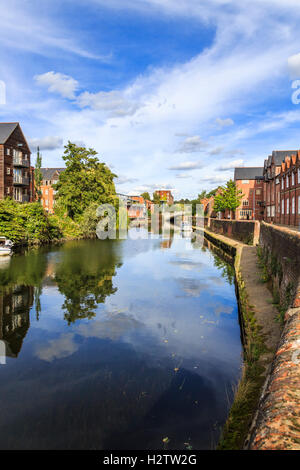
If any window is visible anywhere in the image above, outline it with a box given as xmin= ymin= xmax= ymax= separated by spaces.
xmin=292 ymin=172 xmax=295 ymax=186
xmin=298 ymin=168 xmax=300 ymax=184
xmin=298 ymin=196 xmax=300 ymax=214
xmin=275 ymin=177 xmax=279 ymax=185
xmin=242 ymin=180 xmax=249 ymax=184
xmin=6 ymin=187 xmax=10 ymax=194
xmin=282 ymin=199 xmax=284 ymax=214
xmin=242 ymin=200 xmax=249 ymax=206
xmin=45 ymin=200 xmax=49 ymax=206
xmin=45 ymin=189 xmax=49 ymax=195
xmin=24 ymin=154 xmax=28 ymax=160
xmin=281 ymin=178 xmax=284 ymax=190
xmin=6 ymin=167 xmax=10 ymax=175
xmin=6 ymin=148 xmax=10 ymax=156
xmin=239 ymin=209 xmax=252 ymax=218
xmin=287 ymin=198 xmax=289 ymax=215
xmin=256 ymin=189 xmax=261 ymax=195
xmin=286 ymin=176 xmax=289 ymax=189
xmin=292 ymin=197 xmax=295 ymax=214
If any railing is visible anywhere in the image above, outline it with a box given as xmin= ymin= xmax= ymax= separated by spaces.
xmin=14 ymin=195 xmax=30 ymax=203
xmin=13 ymin=156 xmax=29 ymax=167
xmin=13 ymin=175 xmax=29 ymax=185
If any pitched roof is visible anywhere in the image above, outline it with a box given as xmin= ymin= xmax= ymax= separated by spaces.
xmin=41 ymin=168 xmax=65 ymax=180
xmin=271 ymin=150 xmax=298 ymax=166
xmin=234 ymin=167 xmax=264 ymax=180
xmin=0 ymin=122 xmax=18 ymax=144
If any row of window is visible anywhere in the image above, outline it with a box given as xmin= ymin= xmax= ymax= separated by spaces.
xmin=6 ymin=148 xmax=29 ymax=159
xmin=276 ymin=167 xmax=300 ymax=189
xmin=279 ymin=196 xmax=300 ymax=215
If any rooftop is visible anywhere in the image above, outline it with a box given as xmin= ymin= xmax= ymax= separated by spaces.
xmin=0 ymin=122 xmax=19 ymax=144
xmin=234 ymin=167 xmax=264 ymax=180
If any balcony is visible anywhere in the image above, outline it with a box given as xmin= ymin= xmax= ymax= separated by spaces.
xmin=14 ymin=194 xmax=30 ymax=203
xmin=13 ymin=156 xmax=29 ymax=167
xmin=13 ymin=175 xmax=29 ymax=186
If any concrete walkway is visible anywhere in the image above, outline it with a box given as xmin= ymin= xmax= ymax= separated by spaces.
xmin=240 ymin=245 xmax=281 ymax=366
xmin=202 ymin=228 xmax=300 ymax=450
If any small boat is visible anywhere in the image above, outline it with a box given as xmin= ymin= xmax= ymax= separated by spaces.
xmin=0 ymin=237 xmax=13 ymax=256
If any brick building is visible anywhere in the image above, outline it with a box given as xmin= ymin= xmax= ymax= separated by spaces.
xmin=234 ymin=167 xmax=265 ymax=220
xmin=277 ymin=152 xmax=300 ymax=226
xmin=263 ymin=151 xmax=297 ymax=224
xmin=40 ymin=168 xmax=65 ymax=213
xmin=154 ymin=190 xmax=174 ymax=205
xmin=0 ymin=123 xmax=33 ymax=203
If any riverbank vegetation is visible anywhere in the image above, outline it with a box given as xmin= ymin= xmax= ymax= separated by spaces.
xmin=0 ymin=142 xmax=118 ymax=245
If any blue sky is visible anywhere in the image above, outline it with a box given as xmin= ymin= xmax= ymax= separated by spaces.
xmin=1 ymin=0 xmax=300 ymax=198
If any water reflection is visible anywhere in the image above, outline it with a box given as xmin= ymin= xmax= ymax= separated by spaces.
xmin=0 ymin=231 xmax=242 ymax=450
xmin=0 ymin=285 xmax=32 ymax=357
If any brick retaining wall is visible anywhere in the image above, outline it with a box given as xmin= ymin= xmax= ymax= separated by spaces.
xmin=259 ymin=222 xmax=300 ymax=308
xmin=208 ymin=219 xmax=260 ymax=245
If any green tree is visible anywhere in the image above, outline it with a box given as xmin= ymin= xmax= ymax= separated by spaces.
xmin=213 ymin=180 xmax=243 ymax=217
xmin=34 ymin=147 xmax=43 ymax=202
xmin=54 ymin=142 xmax=117 ymax=220
xmin=141 ymin=192 xmax=151 ymax=201
xmin=152 ymin=192 xmax=160 ymax=204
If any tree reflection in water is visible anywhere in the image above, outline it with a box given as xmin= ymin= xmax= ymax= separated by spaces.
xmin=54 ymin=240 xmax=122 ymax=324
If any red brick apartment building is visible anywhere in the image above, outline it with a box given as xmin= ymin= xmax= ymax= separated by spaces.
xmin=40 ymin=168 xmax=65 ymax=213
xmin=263 ymin=150 xmax=300 ymax=226
xmin=0 ymin=123 xmax=34 ymax=203
xmin=234 ymin=167 xmax=265 ymax=220
xmin=154 ymin=190 xmax=174 ymax=205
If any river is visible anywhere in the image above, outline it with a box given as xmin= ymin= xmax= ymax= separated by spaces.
xmin=0 ymin=229 xmax=242 ymax=450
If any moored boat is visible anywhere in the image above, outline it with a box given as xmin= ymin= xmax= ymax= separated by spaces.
xmin=0 ymin=237 xmax=13 ymax=256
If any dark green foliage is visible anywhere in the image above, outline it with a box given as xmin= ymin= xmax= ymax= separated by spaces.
xmin=0 ymin=198 xmax=62 ymax=243
xmin=141 ymin=192 xmax=151 ymax=201
xmin=54 ymin=142 xmax=117 ymax=220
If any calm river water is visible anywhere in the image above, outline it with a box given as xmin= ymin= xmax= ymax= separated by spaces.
xmin=0 ymin=229 xmax=242 ymax=450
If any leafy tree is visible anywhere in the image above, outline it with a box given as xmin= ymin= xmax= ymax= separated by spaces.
xmin=152 ymin=192 xmax=160 ymax=204
xmin=54 ymin=142 xmax=117 ymax=220
xmin=141 ymin=192 xmax=151 ymax=201
xmin=34 ymin=147 xmax=43 ymax=201
xmin=213 ymin=180 xmax=243 ymax=216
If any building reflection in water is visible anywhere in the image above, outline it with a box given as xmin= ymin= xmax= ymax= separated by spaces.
xmin=0 ymin=285 xmax=33 ymax=357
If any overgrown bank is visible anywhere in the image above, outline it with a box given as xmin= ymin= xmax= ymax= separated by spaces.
xmin=203 ymin=229 xmax=283 ymax=450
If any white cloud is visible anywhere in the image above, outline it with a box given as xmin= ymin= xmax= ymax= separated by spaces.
xmin=4 ymin=0 xmax=300 ymax=199
xmin=168 ymin=161 xmax=204 ymax=171
xmin=77 ymin=90 xmax=141 ymax=117
xmin=28 ymin=136 xmax=63 ymax=151
xmin=208 ymin=147 xmax=224 ymax=155
xmin=216 ymin=159 xmax=244 ymax=171
xmin=215 ymin=117 xmax=234 ymax=127
xmin=177 ymin=136 xmax=207 ymax=153
xmin=116 ymin=175 xmax=138 ymax=184
xmin=288 ymin=53 xmax=300 ymax=79
xmin=35 ymin=71 xmax=79 ymax=99
xmin=176 ymin=174 xmax=192 ymax=179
